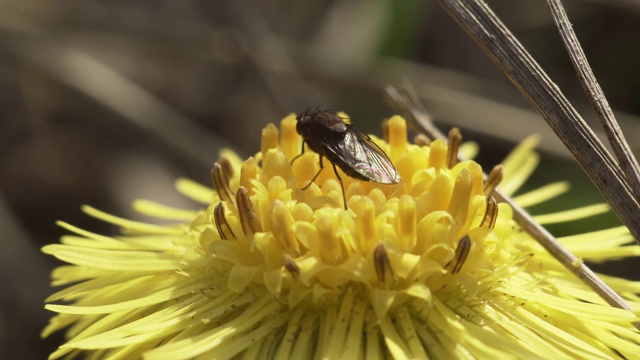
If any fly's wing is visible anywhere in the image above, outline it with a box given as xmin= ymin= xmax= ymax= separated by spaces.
xmin=328 ymin=128 xmax=400 ymax=184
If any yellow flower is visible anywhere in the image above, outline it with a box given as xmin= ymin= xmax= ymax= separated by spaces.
xmin=42 ymin=114 xmax=640 ymax=359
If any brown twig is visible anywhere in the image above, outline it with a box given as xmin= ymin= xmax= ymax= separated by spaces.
xmin=385 ymin=84 xmax=640 ymax=331
xmin=433 ymin=0 xmax=640 ymax=245
xmin=546 ymin=0 xmax=640 ymax=202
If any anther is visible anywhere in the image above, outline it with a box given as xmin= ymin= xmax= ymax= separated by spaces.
xmin=283 ymin=254 xmax=300 ymax=280
xmin=374 ymin=243 xmax=393 ymax=283
xmin=480 ymin=196 xmax=498 ymax=229
xmin=236 ymin=186 xmax=262 ymax=236
xmin=484 ymin=165 xmax=503 ymax=195
xmin=447 ymin=127 xmax=462 ymax=168
xmin=414 ymin=133 xmax=431 ymax=147
xmin=446 ymin=235 xmax=471 ymax=274
xmin=217 ymin=156 xmax=234 ymax=184
xmin=212 ymin=162 xmax=235 ymax=204
xmin=214 ymin=202 xmax=235 ymax=240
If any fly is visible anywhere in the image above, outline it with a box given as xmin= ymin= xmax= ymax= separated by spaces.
xmin=292 ymin=108 xmax=400 ymax=209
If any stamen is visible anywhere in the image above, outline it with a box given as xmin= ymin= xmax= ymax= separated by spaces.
xmin=446 ymin=235 xmax=471 ymax=274
xmin=283 ymin=254 xmax=300 ymax=280
xmin=236 ymin=186 xmax=262 ymax=236
xmin=214 ymin=202 xmax=235 ymax=240
xmin=374 ymin=243 xmax=393 ymax=283
xmin=354 ymin=197 xmax=376 ymax=254
xmin=448 ymin=168 xmax=473 ymax=227
xmin=447 ymin=127 xmax=462 ymax=168
xmin=388 ymin=115 xmax=408 ymax=159
xmin=414 ymin=133 xmax=431 ymax=147
xmin=240 ymin=157 xmax=257 ymax=192
xmin=217 ymin=156 xmax=234 ymax=184
xmin=480 ymin=196 xmax=498 ymax=229
xmin=428 ymin=139 xmax=447 ymax=170
xmin=397 ymin=195 xmax=417 ymax=251
xmin=484 ymin=165 xmax=503 ymax=195
xmin=268 ymin=200 xmax=299 ymax=253
xmin=261 ymin=123 xmax=279 ymax=159
xmin=212 ymin=162 xmax=235 ymax=204
xmin=279 ymin=114 xmax=300 ymax=161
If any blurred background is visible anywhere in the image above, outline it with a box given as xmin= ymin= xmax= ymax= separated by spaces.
xmin=1 ymin=0 xmax=639 ymax=358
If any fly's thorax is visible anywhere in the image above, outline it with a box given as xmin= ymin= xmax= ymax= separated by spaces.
xmin=296 ymin=111 xmax=348 ymax=139
xmin=304 ymin=138 xmax=326 ymax=157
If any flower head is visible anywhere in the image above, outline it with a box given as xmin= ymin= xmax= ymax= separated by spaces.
xmin=43 ymin=114 xmax=640 ymax=359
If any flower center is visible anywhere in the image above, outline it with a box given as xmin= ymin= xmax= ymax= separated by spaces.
xmin=200 ymin=114 xmax=507 ymax=315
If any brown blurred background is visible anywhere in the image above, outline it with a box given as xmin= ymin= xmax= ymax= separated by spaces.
xmin=1 ymin=0 xmax=639 ymax=358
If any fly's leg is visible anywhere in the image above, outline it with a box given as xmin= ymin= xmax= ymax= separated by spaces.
xmin=301 ymin=155 xmax=324 ymax=190
xmin=331 ymin=162 xmax=347 ymax=210
xmin=290 ymin=141 xmax=306 ymax=165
